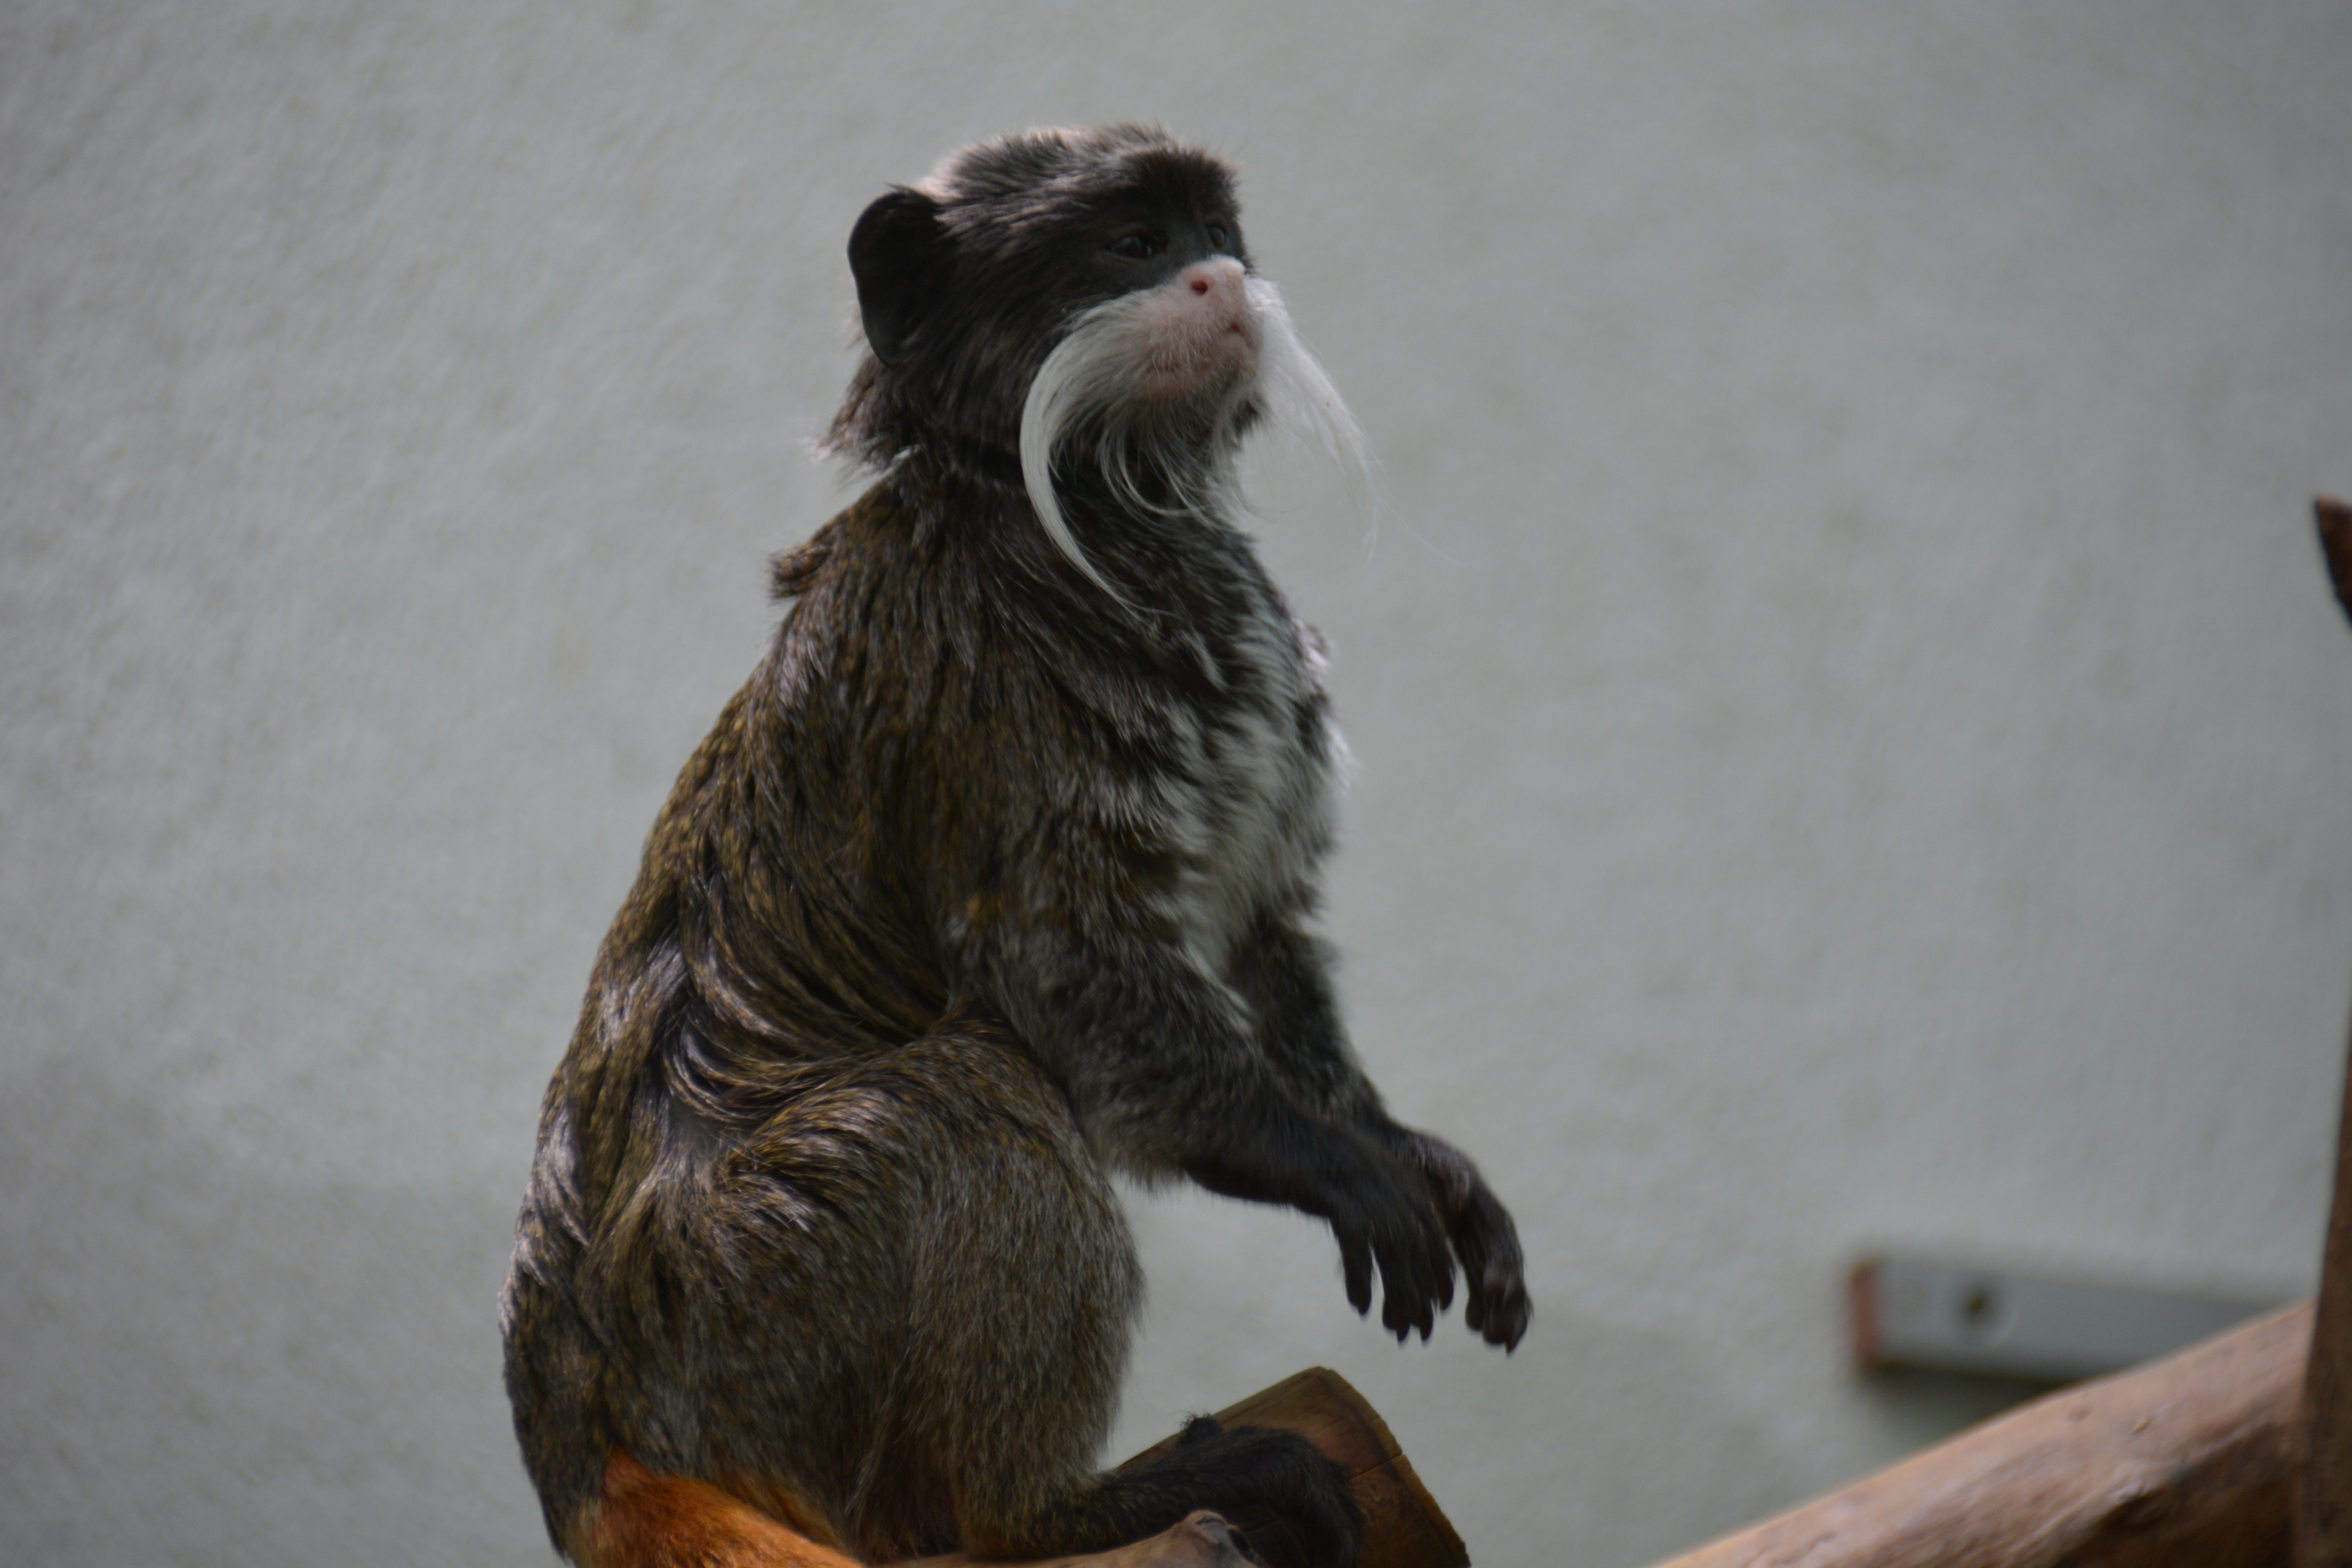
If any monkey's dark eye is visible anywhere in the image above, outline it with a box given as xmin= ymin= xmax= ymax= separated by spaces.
xmin=1108 ymin=231 xmax=1162 ymax=260
xmin=1206 ymin=222 xmax=1234 ymax=253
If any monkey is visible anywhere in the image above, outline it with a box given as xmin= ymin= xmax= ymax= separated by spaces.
xmin=500 ymin=125 xmax=1530 ymax=1568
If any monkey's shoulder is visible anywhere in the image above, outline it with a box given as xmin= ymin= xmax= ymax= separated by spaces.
xmin=755 ymin=474 xmax=1328 ymax=740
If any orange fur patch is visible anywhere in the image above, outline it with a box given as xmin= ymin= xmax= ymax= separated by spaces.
xmin=580 ymin=1452 xmax=866 ymax=1568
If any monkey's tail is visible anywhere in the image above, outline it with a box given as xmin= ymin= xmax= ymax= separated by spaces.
xmin=577 ymin=1452 xmax=867 ymax=1568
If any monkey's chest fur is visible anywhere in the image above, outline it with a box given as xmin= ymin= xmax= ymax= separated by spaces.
xmin=640 ymin=472 xmax=1343 ymax=1104
xmin=1124 ymin=584 xmax=1340 ymax=977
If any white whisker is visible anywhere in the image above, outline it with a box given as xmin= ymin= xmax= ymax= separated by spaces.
xmin=1017 ymin=273 xmax=1373 ymax=606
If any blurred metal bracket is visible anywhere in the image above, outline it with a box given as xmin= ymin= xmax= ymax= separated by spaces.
xmin=1850 ymin=1257 xmax=2282 ymax=1383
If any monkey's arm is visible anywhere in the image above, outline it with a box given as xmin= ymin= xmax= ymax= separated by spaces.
xmin=979 ymin=912 xmax=1456 ymax=1343
xmin=1227 ymin=915 xmax=1531 ymax=1352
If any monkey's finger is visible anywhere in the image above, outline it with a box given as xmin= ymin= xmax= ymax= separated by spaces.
xmin=1457 ymin=1245 xmax=1525 ymax=1346
xmin=1452 ymin=1216 xmax=1492 ymax=1312
xmin=1378 ymin=1282 xmax=1425 ymax=1342
xmin=1454 ymin=1188 xmax=1521 ymax=1292
xmin=1477 ymin=1242 xmax=1528 ymax=1346
xmin=1474 ymin=1268 xmax=1531 ymax=1350
xmin=1456 ymin=1183 xmax=1523 ymax=1266
xmin=1485 ymin=1288 xmax=1531 ymax=1352
xmin=1458 ymin=1241 xmax=1492 ymax=1316
xmin=1337 ymin=1232 xmax=1374 ymax=1315
xmin=1468 ymin=1189 xmax=1524 ymax=1260
xmin=1374 ymin=1255 xmax=1411 ymax=1337
xmin=1439 ymin=1214 xmax=1509 ymax=1340
xmin=1376 ymin=1232 xmax=1447 ymax=1341
xmin=1419 ymin=1206 xmax=1457 ymax=1318
xmin=1383 ymin=1280 xmax=1432 ymax=1342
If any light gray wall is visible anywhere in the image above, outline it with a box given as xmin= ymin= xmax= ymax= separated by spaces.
xmin=4 ymin=5 xmax=2349 ymax=1565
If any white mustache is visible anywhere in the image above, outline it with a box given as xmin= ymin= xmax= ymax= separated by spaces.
xmin=1019 ymin=272 xmax=1369 ymax=606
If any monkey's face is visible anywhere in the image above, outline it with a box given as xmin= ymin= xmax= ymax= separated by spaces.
xmin=843 ymin=125 xmax=1258 ymax=460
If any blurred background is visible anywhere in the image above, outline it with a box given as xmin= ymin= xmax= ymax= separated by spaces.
xmin=4 ymin=5 xmax=2350 ymax=1564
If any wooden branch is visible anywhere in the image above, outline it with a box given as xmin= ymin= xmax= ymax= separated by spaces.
xmin=2299 ymin=1017 xmax=2352 ymax=1566
xmin=913 ymin=1368 xmax=1469 ymax=1568
xmin=1642 ymin=1301 xmax=2310 ymax=1568
xmin=2296 ymin=571 xmax=2352 ymax=1564
xmin=2316 ymin=496 xmax=2352 ymax=629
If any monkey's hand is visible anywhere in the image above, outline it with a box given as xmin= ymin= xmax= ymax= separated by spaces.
xmin=1316 ymin=1138 xmax=1459 ymax=1344
xmin=1396 ymin=1131 xmax=1530 ymax=1351
xmin=1185 ymin=1122 xmax=1454 ymax=1344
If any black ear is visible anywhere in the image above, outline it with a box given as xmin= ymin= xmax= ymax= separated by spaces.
xmin=848 ymin=188 xmax=950 ymax=368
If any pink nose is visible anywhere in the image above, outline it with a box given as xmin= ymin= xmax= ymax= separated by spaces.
xmin=1181 ymin=258 xmax=1245 ymax=296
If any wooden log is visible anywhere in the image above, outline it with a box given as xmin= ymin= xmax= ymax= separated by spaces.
xmin=2314 ymin=496 xmax=2352 ymax=628
xmin=914 ymin=1368 xmax=1469 ymax=1568
xmin=2295 ymin=493 xmax=2352 ymax=1568
xmin=2298 ymin=1011 xmax=2352 ymax=1567
xmin=1641 ymin=1300 xmax=2310 ymax=1568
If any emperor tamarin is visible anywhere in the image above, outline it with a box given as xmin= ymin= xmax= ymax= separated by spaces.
xmin=500 ymin=124 xmax=1530 ymax=1568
